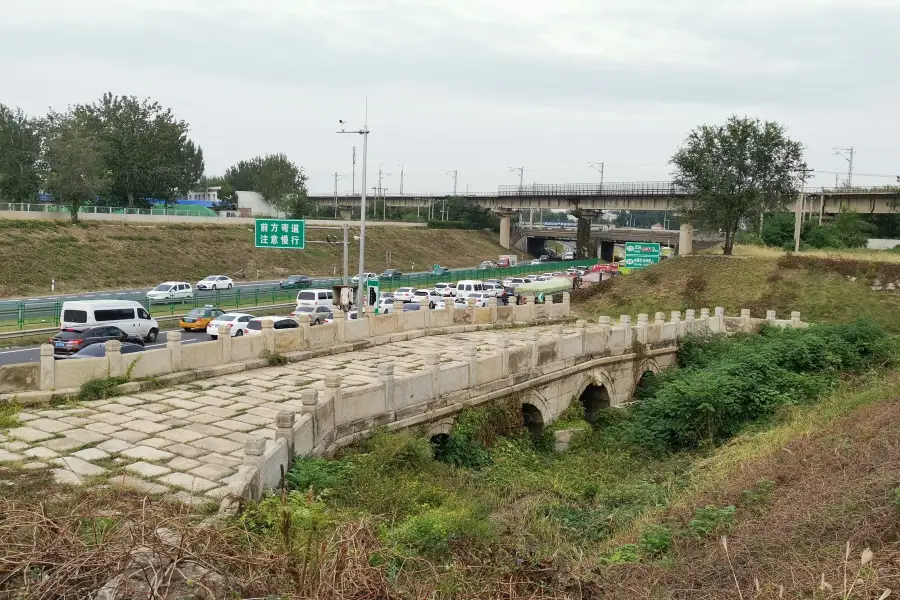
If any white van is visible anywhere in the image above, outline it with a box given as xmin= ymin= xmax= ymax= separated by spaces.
xmin=61 ymin=300 xmax=160 ymax=342
xmin=295 ymin=288 xmax=334 ymax=308
xmin=455 ymin=280 xmax=485 ymax=299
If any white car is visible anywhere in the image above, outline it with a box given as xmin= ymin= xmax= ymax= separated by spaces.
xmin=147 ymin=282 xmax=193 ymax=304
xmin=244 ymin=316 xmax=300 ymax=336
xmin=377 ymin=297 xmax=395 ymax=313
xmin=530 ymin=259 xmax=542 ymax=265
xmin=197 ymin=275 xmax=234 ymax=290
xmin=410 ymin=289 xmax=442 ymax=308
xmin=206 ymin=312 xmax=255 ymax=339
xmin=289 ymin=305 xmax=333 ymax=325
xmin=465 ymin=292 xmax=493 ymax=307
xmin=434 ymin=283 xmax=454 ymax=297
xmin=483 ymin=283 xmax=503 ymax=297
xmin=393 ymin=287 xmax=416 ymax=302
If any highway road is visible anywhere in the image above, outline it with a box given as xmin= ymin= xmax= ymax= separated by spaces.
xmin=0 ymin=329 xmax=213 ymax=367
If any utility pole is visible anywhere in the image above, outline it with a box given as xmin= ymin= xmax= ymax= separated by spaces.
xmin=444 ymin=170 xmax=458 ymax=221
xmin=834 ymin=147 xmax=855 ymax=188
xmin=376 ymin=165 xmax=392 ymax=220
xmin=793 ymin=167 xmax=815 ymax=252
xmin=351 ymin=146 xmax=357 ymax=195
xmin=508 ymin=166 xmax=525 ymax=224
xmin=342 ymin=224 xmax=349 ymax=286
xmin=332 ymin=171 xmax=346 ymax=219
xmin=336 ymin=104 xmax=370 ymax=312
xmin=399 ymin=165 xmax=404 ymax=194
xmin=588 ymin=161 xmax=605 ymax=187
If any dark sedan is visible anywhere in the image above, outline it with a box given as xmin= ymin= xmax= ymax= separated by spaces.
xmin=68 ymin=342 xmax=146 ymax=359
xmin=50 ymin=326 xmax=145 ymax=357
xmin=279 ymin=275 xmax=312 ymax=289
xmin=381 ymin=269 xmax=403 ymax=279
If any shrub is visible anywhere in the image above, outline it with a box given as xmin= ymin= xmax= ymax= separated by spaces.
xmin=434 ymin=400 xmax=524 ymax=468
xmin=688 ymin=505 xmax=735 ymax=537
xmin=286 ymin=457 xmax=354 ymax=495
xmin=638 ymin=524 xmax=674 ymax=558
xmin=0 ymin=404 xmax=20 ymax=431
xmin=386 ymin=504 xmax=494 ymax=558
xmin=543 ymin=504 xmax=611 ymax=542
xmin=262 ymin=350 xmax=289 ymax=366
xmin=600 ymin=543 xmax=640 ymax=565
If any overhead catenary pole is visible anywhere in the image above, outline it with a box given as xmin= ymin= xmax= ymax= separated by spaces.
xmin=332 ymin=171 xmax=346 ymax=218
xmin=508 ymin=166 xmax=525 ymax=224
xmin=834 ymin=147 xmax=855 ymax=189
xmin=444 ymin=170 xmax=458 ymax=221
xmin=352 ymin=146 xmax=357 ymax=195
xmin=336 ymin=104 xmax=369 ymax=312
xmin=399 ymin=165 xmax=404 ymax=194
xmin=588 ymin=161 xmax=605 ymax=187
xmin=376 ymin=165 xmax=392 ymax=220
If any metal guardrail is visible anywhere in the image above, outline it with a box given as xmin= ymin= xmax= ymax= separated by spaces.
xmin=0 ymin=203 xmax=215 ymax=217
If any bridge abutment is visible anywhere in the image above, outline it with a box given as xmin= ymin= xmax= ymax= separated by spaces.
xmin=678 ymin=223 xmax=693 ymax=255
xmin=497 ymin=210 xmax=517 ymax=249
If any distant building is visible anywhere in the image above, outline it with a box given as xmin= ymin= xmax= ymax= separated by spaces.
xmin=186 ymin=186 xmax=220 ymax=203
xmin=235 ymin=191 xmax=285 ymax=218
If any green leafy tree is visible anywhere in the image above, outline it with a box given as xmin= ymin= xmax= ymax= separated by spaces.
xmin=214 ymin=181 xmax=237 ymax=210
xmin=671 ymin=115 xmax=806 ymax=255
xmin=223 ymin=153 xmax=308 ymax=216
xmin=43 ymin=113 xmax=109 ymax=223
xmin=75 ymin=93 xmax=204 ymax=207
xmin=0 ymin=105 xmax=43 ymax=203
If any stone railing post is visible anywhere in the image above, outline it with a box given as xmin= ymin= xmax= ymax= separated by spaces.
xmin=562 ymin=292 xmax=571 ymax=314
xmin=575 ymin=319 xmax=587 ymax=352
xmin=324 ymin=374 xmax=343 ymax=427
xmin=422 ymin=300 xmax=432 ymax=329
xmin=654 ymin=312 xmax=666 ymax=327
xmin=378 ymin=362 xmax=395 ymax=412
xmin=670 ymin=311 xmax=682 ymax=337
xmin=300 ymin=389 xmax=318 ymax=414
xmin=332 ymin=309 xmax=347 ymax=342
xmin=219 ymin=324 xmax=232 ymax=363
xmin=740 ymin=308 xmax=752 ymax=332
xmin=243 ymin=436 xmax=266 ymax=468
xmin=791 ymin=311 xmax=802 ymax=328
xmin=766 ymin=310 xmax=777 ymax=325
xmin=39 ymin=344 xmax=55 ymax=391
xmin=276 ymin=411 xmax=295 ymax=457
xmin=106 ymin=340 xmax=123 ymax=377
xmin=713 ymin=307 xmax=725 ymax=333
xmin=527 ymin=329 xmax=540 ymax=368
xmin=497 ymin=337 xmax=510 ymax=377
xmin=424 ymin=354 xmax=441 ymax=396
xmin=167 ymin=330 xmax=183 ymax=372
xmin=261 ymin=319 xmax=275 ymax=354
xmin=393 ymin=300 xmax=404 ymax=313
xmin=620 ymin=315 xmax=632 ymax=347
xmin=685 ymin=309 xmax=695 ymax=333
xmin=636 ymin=313 xmax=649 ymax=344
xmin=465 ymin=345 xmax=478 ymax=387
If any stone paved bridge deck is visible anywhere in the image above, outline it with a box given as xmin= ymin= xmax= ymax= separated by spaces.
xmin=0 ymin=324 xmax=564 ymax=501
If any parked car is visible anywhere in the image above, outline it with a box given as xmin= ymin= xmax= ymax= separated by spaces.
xmin=468 ymin=292 xmax=493 ymax=307
xmin=289 ymin=305 xmax=333 ymax=325
xmin=563 ymin=251 xmax=574 ymax=260
xmin=196 ymin=275 xmax=233 ymax=291
xmin=377 ymin=297 xmax=395 ymax=313
xmin=68 ymin=342 xmax=146 ymax=359
xmin=498 ymin=257 xmax=511 ymax=268
xmin=439 ymin=283 xmax=456 ymax=297
xmin=179 ymin=306 xmax=226 ymax=331
xmin=51 ymin=326 xmax=145 ymax=357
xmin=295 ymin=289 xmax=334 ymax=308
xmin=206 ymin=312 xmax=256 ymax=339
xmin=539 ymin=254 xmax=549 ymax=262
xmin=381 ymin=269 xmax=403 ymax=280
xmin=483 ymin=282 xmax=504 ymax=296
xmin=434 ymin=282 xmax=453 ymax=297
xmin=350 ymin=272 xmax=378 ymax=285
xmin=147 ymin=282 xmax=193 ymax=304
xmin=279 ymin=274 xmax=312 ymax=289
xmin=529 ymin=259 xmax=542 ymax=265
xmin=393 ymin=287 xmax=416 ymax=302
xmin=61 ymin=300 xmax=160 ymax=343
xmin=478 ymin=260 xmax=497 ymax=269
xmin=410 ymin=289 xmax=441 ymax=308
xmin=245 ymin=316 xmax=300 ymax=336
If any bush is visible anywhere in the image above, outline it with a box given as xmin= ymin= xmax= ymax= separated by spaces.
xmin=627 ymin=319 xmax=892 ymax=452
xmin=286 ymin=457 xmax=354 ymax=495
xmin=386 ymin=504 xmax=494 ymax=558
xmin=688 ymin=505 xmax=735 ymax=537
xmin=434 ymin=400 xmax=524 ymax=468
xmin=638 ymin=524 xmax=674 ymax=557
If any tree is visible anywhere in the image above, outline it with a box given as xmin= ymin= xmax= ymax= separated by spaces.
xmin=43 ymin=113 xmax=109 ymax=223
xmin=671 ymin=116 xmax=806 ymax=255
xmin=214 ymin=182 xmax=237 ymax=210
xmin=0 ymin=105 xmax=43 ymax=203
xmin=75 ymin=93 xmax=204 ymax=207
xmin=223 ymin=153 xmax=308 ymax=216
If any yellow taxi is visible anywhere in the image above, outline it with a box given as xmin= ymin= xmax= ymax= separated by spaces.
xmin=179 ymin=305 xmax=225 ymax=332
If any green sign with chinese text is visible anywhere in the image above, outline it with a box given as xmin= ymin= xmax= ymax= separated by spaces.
xmin=624 ymin=241 xmax=660 ymax=269
xmin=254 ymin=219 xmax=305 ymax=249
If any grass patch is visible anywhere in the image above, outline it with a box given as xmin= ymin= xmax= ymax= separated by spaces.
xmin=0 ymin=403 xmax=21 ymax=430
xmin=75 ymin=377 xmax=128 ymax=402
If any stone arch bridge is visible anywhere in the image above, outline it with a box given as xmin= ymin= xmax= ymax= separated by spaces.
xmin=233 ymin=307 xmax=807 ymax=501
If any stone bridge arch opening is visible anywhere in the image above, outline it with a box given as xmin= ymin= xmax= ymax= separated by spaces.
xmin=426 ymin=419 xmax=455 ymax=455
xmin=633 ymin=360 xmax=662 ymax=401
xmin=579 ymin=384 xmax=611 ymax=424
xmin=521 ymin=403 xmax=545 ymax=439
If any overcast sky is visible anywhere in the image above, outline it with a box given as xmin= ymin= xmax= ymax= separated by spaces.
xmin=3 ymin=0 xmax=898 ymax=194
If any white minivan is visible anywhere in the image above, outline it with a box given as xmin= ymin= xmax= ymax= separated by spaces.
xmin=295 ymin=288 xmax=334 ymax=308
xmin=61 ymin=300 xmax=160 ymax=342
xmin=455 ymin=280 xmax=485 ymax=299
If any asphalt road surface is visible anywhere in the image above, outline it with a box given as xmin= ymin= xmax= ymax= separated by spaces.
xmin=0 ymin=329 xmax=213 ymax=366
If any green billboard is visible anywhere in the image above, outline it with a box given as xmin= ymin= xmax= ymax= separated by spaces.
xmin=624 ymin=242 xmax=661 ymax=269
xmin=254 ymin=219 xmax=305 ymax=249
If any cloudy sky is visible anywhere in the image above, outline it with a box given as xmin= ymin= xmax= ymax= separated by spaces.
xmin=3 ymin=0 xmax=898 ymax=193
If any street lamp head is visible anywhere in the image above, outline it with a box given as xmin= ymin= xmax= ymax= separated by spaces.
xmin=338 ymin=119 xmax=345 ymax=132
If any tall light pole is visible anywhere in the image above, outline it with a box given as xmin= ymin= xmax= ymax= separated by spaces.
xmin=332 ymin=171 xmax=346 ymax=218
xmin=444 ymin=170 xmax=458 ymax=221
xmin=337 ymin=108 xmax=369 ymax=311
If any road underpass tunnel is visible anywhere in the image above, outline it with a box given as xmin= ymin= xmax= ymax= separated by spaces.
xmin=521 ymin=403 xmax=545 ymax=439
xmin=579 ymin=384 xmax=611 ymax=424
